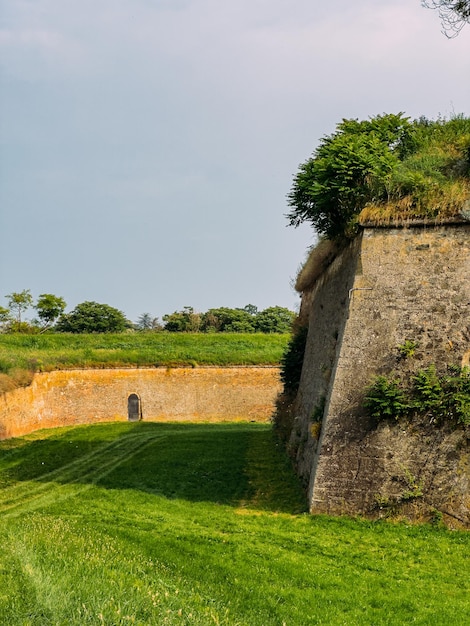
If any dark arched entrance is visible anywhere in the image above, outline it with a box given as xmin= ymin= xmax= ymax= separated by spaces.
xmin=127 ymin=393 xmax=142 ymax=421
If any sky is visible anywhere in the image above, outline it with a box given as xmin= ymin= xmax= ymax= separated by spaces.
xmin=1 ymin=0 xmax=469 ymax=324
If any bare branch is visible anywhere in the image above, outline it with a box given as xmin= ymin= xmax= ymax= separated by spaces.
xmin=422 ymin=1 xmax=470 ymax=37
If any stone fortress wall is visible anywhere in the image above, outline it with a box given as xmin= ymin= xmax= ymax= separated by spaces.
xmin=289 ymin=224 xmax=470 ymax=527
xmin=1 ymin=224 xmax=468 ymax=526
xmin=0 ymin=367 xmax=281 ymax=440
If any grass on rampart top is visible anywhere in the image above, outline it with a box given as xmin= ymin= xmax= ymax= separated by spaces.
xmin=0 ymin=421 xmax=468 ymax=625
xmin=0 ymin=333 xmax=289 ymax=391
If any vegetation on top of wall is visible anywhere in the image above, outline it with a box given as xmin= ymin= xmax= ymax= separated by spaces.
xmin=0 ymin=332 xmax=289 ymax=393
xmin=294 ymin=239 xmax=348 ymax=293
xmin=364 ymin=365 xmax=470 ymax=427
xmin=287 ymin=113 xmax=470 ymax=240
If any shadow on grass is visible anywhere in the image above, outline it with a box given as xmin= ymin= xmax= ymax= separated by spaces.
xmin=0 ymin=422 xmax=307 ymax=514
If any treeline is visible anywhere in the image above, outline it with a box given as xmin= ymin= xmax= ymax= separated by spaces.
xmin=0 ymin=290 xmax=295 ymax=334
xmin=157 ymin=305 xmax=295 ymax=334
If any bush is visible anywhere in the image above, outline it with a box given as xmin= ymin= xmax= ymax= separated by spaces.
xmin=412 ymin=365 xmax=443 ymax=409
xmin=364 ymin=376 xmax=407 ymax=421
xmin=200 ymin=308 xmax=255 ymax=333
xmin=364 ymin=366 xmax=470 ymax=426
xmin=163 ymin=307 xmax=202 ymax=332
xmin=280 ymin=326 xmax=308 ymax=393
xmin=254 ymin=307 xmax=296 ymax=334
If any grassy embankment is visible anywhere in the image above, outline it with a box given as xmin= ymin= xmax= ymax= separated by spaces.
xmin=0 ymin=333 xmax=289 ymax=392
xmin=1 ymin=421 xmax=468 ymax=625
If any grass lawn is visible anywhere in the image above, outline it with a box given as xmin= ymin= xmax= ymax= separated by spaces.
xmin=0 ymin=422 xmax=468 ymax=625
xmin=0 ymin=333 xmax=289 ymax=374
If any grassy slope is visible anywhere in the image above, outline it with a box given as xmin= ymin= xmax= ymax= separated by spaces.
xmin=0 ymin=422 xmax=468 ymax=625
xmin=0 ymin=333 xmax=289 ymax=370
xmin=359 ymin=116 xmax=470 ymax=224
xmin=0 ymin=333 xmax=289 ymax=392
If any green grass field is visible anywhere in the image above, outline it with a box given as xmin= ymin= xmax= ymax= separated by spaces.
xmin=0 ymin=422 xmax=468 ymax=625
xmin=0 ymin=333 xmax=289 ymax=373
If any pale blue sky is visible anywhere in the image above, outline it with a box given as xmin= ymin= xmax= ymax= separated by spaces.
xmin=1 ymin=0 xmax=469 ymax=323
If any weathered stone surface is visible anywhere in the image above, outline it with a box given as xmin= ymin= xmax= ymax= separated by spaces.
xmin=291 ymin=225 xmax=470 ymax=528
xmin=0 ymin=367 xmax=281 ymax=439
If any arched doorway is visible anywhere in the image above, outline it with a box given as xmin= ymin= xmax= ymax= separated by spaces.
xmin=128 ymin=393 xmax=142 ymax=421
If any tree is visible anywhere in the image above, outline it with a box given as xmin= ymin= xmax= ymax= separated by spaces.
xmin=56 ymin=301 xmax=129 ymax=333
xmin=287 ymin=114 xmax=470 ymax=239
xmin=287 ymin=114 xmax=414 ymax=239
xmin=162 ymin=307 xmax=201 ymax=332
xmin=35 ymin=293 xmax=66 ymax=330
xmin=6 ymin=289 xmax=33 ymax=324
xmin=200 ymin=307 xmax=256 ymax=333
xmin=254 ymin=307 xmax=296 ymax=333
xmin=136 ymin=313 xmax=153 ymax=330
xmin=0 ymin=306 xmax=12 ymax=332
xmin=135 ymin=313 xmax=161 ymax=331
xmin=422 ymin=1 xmax=470 ymax=37
xmin=161 ymin=306 xmax=296 ymax=333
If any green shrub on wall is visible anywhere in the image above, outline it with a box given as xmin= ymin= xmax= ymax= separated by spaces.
xmin=272 ymin=326 xmax=309 ymax=442
xmin=279 ymin=326 xmax=308 ymax=393
xmin=287 ymin=113 xmax=470 ymax=239
xmin=364 ymin=376 xmax=407 ymax=421
xmin=364 ymin=366 xmax=470 ymax=426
